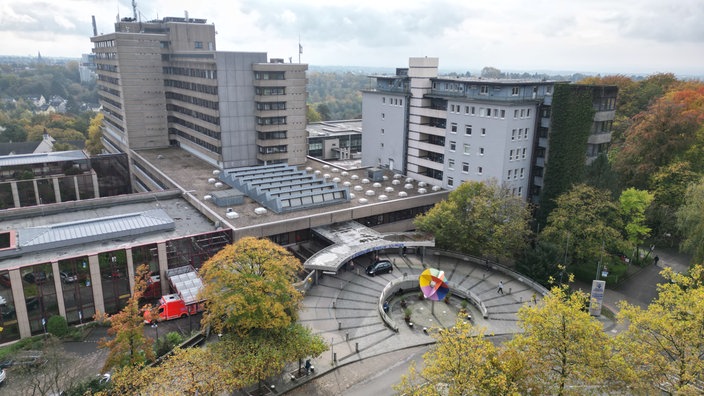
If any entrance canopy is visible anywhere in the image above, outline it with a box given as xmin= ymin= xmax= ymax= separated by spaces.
xmin=305 ymin=221 xmax=434 ymax=272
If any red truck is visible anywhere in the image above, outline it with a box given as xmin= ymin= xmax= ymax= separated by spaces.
xmin=144 ymin=265 xmax=205 ymax=323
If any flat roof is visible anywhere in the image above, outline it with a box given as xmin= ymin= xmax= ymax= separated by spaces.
xmin=133 ymin=147 xmax=446 ymax=230
xmin=307 ymin=120 xmax=362 ymax=137
xmin=0 ymin=194 xmax=217 ymax=269
xmin=0 ymin=150 xmax=87 ymax=167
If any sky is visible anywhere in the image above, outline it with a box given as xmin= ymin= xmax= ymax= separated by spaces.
xmin=1 ymin=0 xmax=703 ymax=76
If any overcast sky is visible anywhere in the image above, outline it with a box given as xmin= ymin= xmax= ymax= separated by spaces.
xmin=1 ymin=0 xmax=702 ymax=76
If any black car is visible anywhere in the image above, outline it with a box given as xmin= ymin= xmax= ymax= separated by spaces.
xmin=366 ymin=260 xmax=393 ymax=276
xmin=23 ymin=271 xmax=48 ymax=284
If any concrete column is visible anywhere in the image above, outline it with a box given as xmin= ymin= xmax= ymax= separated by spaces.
xmin=51 ymin=261 xmax=67 ymax=318
xmin=92 ymin=171 xmax=100 ymax=198
xmin=126 ymin=248 xmax=135 ymax=295
xmin=74 ymin=176 xmax=81 ymax=200
xmin=52 ymin=177 xmax=62 ymax=203
xmin=158 ymin=242 xmax=169 ymax=295
xmin=33 ymin=179 xmax=40 ymax=204
xmin=9 ymin=269 xmax=31 ymax=338
xmin=11 ymin=181 xmax=20 ymax=208
xmin=88 ymin=254 xmax=105 ymax=315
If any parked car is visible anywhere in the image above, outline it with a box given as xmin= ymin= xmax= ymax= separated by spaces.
xmin=59 ymin=271 xmax=78 ymax=283
xmin=366 ymin=260 xmax=393 ymax=276
xmin=0 ymin=303 xmax=15 ymax=319
xmin=0 ymin=368 xmax=5 ymax=385
xmin=23 ymin=271 xmax=48 ymax=284
xmin=0 ymin=274 xmax=11 ymax=288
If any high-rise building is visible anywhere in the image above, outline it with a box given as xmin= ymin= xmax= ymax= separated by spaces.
xmin=362 ymin=57 xmax=617 ymax=204
xmin=90 ymin=16 xmax=308 ymax=173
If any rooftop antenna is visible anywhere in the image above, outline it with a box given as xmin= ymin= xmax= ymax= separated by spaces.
xmin=298 ymin=34 xmax=302 ymax=64
xmin=132 ymin=0 xmax=137 ymax=21
xmin=91 ymin=15 xmax=97 ymax=36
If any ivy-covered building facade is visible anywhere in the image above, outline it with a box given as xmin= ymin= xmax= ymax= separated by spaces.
xmin=361 ymin=57 xmax=618 ymax=206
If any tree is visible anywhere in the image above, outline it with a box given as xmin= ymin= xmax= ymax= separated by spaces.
xmin=307 ymin=104 xmax=322 ymax=122
xmin=616 ymin=265 xmax=704 ymax=394
xmin=480 ymin=66 xmax=503 ymax=79
xmin=539 ymin=184 xmax=626 ymax=270
xmin=507 ymin=285 xmax=618 ymax=395
xmin=414 ymin=180 xmax=531 ymax=260
xmin=199 ymin=236 xmax=303 ymax=336
xmin=515 ymin=240 xmax=562 ymax=287
xmin=85 ymin=112 xmax=104 ymax=155
xmin=619 ymin=187 xmax=654 ymax=261
xmin=0 ymin=121 xmax=27 ymax=142
xmin=316 ymin=103 xmax=331 ymax=120
xmin=648 ymin=161 xmax=700 ymax=243
xmin=99 ymin=264 xmax=155 ymax=372
xmin=394 ymin=318 xmax=521 ymax=395
xmin=676 ymin=177 xmax=704 ymax=262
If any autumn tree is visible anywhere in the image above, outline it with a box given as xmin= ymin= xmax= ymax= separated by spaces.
xmin=99 ymin=263 xmax=155 ymax=372
xmin=539 ymin=184 xmax=626 ymax=270
xmin=307 ymin=104 xmax=322 ymax=122
xmin=616 ymin=265 xmax=704 ymax=394
xmin=414 ymin=180 xmax=531 ymax=260
xmin=619 ymin=187 xmax=654 ymax=262
xmin=648 ymin=161 xmax=700 ymax=242
xmin=85 ymin=112 xmax=104 ymax=155
xmin=394 ymin=318 xmax=522 ymax=395
xmin=507 ymin=285 xmax=619 ymax=395
xmin=676 ymin=177 xmax=704 ymax=262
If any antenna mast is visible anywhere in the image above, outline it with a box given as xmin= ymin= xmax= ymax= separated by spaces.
xmin=132 ymin=0 xmax=138 ymax=21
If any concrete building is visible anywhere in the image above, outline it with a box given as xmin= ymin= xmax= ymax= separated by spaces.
xmin=307 ymin=120 xmax=362 ymax=160
xmin=90 ymin=16 xmax=308 ymax=175
xmin=362 ymin=57 xmax=618 ymax=202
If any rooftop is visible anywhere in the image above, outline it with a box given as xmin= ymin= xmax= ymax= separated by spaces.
xmin=307 ymin=120 xmax=362 ymax=137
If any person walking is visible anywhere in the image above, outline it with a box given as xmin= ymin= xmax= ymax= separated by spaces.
xmin=654 ymin=256 xmax=660 ymax=266
xmin=497 ymin=281 xmax=504 ymax=295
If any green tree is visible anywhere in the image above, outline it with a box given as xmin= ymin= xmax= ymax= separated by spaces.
xmin=46 ymin=315 xmax=69 ymax=338
xmin=539 ymin=184 xmax=626 ymax=271
xmin=0 ymin=121 xmax=27 ymax=142
xmin=676 ymin=177 xmax=704 ymax=262
xmin=616 ymin=265 xmax=704 ymax=394
xmin=648 ymin=161 xmax=700 ymax=243
xmin=414 ymin=180 xmax=531 ymax=260
xmin=199 ymin=236 xmax=303 ymax=336
xmin=307 ymin=104 xmax=322 ymax=122
xmin=99 ymin=264 xmax=155 ymax=372
xmin=316 ymin=103 xmax=331 ymax=120
xmin=507 ymin=285 xmax=617 ymax=395
xmin=619 ymin=188 xmax=655 ymax=261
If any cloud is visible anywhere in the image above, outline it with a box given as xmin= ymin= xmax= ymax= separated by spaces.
xmin=616 ymin=2 xmax=704 ymax=43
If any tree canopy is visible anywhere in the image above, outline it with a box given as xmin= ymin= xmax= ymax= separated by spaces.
xmin=676 ymin=177 xmax=704 ymax=263
xmin=414 ymin=180 xmax=531 ymax=260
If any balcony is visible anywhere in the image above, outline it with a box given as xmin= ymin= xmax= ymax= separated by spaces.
xmin=588 ymin=132 xmax=612 ymax=145
xmin=413 ymin=107 xmax=447 ymax=119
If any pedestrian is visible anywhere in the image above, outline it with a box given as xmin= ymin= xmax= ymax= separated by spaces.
xmin=654 ymin=256 xmax=660 ymax=266
xmin=349 ymin=260 xmax=354 ymax=271
xmin=305 ymin=359 xmax=311 ymax=375
xmin=532 ymin=293 xmax=537 ymax=304
xmin=497 ymin=281 xmax=504 ymax=294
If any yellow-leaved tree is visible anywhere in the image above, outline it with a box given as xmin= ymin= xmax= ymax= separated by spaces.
xmin=85 ymin=112 xmax=104 ymax=155
xmin=616 ymin=265 xmax=704 ymax=394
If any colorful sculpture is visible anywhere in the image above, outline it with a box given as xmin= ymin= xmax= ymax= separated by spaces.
xmin=419 ymin=268 xmax=449 ymax=301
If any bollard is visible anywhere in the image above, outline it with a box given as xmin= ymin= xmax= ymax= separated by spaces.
xmin=338 ymin=321 xmax=342 ymax=330
xmin=355 ymin=342 xmax=359 ymax=353
xmin=333 ymin=352 xmax=337 ymax=362
xmin=345 ymin=332 xmax=349 ymax=341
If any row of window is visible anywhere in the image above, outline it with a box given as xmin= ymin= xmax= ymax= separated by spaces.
xmin=254 ymin=71 xmax=285 ymax=80
xmin=256 ymin=116 xmax=286 ymax=126
xmin=168 ymin=116 xmax=221 ymax=140
xmin=508 ymin=148 xmax=527 ymax=161
xmin=164 ymin=79 xmax=218 ymax=95
xmin=447 ymin=104 xmax=532 ymax=120
xmin=98 ymin=85 xmax=120 ymax=98
xmin=163 ymin=67 xmax=217 ymax=80
xmin=95 ymin=52 xmax=117 ymax=60
xmin=447 ymin=167 xmax=483 ymax=186
xmin=258 ymin=145 xmax=288 ymax=154
xmin=94 ymin=40 xmax=115 ymax=48
xmin=98 ymin=75 xmax=119 ymax=85
xmin=382 ymin=97 xmax=404 ymax=106
xmin=256 ymin=101 xmax=286 ymax=111
xmin=511 ymin=128 xmax=530 ymax=140
xmin=103 ymin=115 xmax=124 ymax=132
xmin=172 ymin=128 xmax=222 ymax=154
xmin=166 ymin=104 xmax=219 ymax=125
xmin=96 ymin=63 xmax=118 ymax=72
xmin=507 ymin=168 xmax=526 ymax=180
xmin=255 ymin=87 xmax=286 ymax=96
xmin=100 ymin=94 xmax=122 ymax=110
xmin=165 ymin=91 xmax=219 ymax=110
xmin=258 ymin=131 xmax=287 ymax=140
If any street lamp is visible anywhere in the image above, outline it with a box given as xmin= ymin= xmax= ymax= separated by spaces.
xmin=151 ymin=323 xmax=158 ymax=342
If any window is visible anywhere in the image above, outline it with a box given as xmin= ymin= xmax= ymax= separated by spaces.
xmin=462 ymin=162 xmax=469 ymax=173
xmin=481 ymin=128 xmax=486 ymax=136
xmin=381 ymin=143 xmax=384 ymax=148
xmin=465 ymin=106 xmax=469 ymax=114
xmin=450 ymin=104 xmax=455 ymax=112
xmin=494 ymin=109 xmax=499 ymax=117
xmin=507 ymin=170 xmax=512 ymax=180
xmin=512 ymin=129 xmax=516 ymax=141
xmin=451 ymin=123 xmax=458 ymax=133
xmin=381 ymin=128 xmax=385 ymax=135
xmin=518 ymin=128 xmax=523 ymax=140
xmin=382 ymin=113 xmax=385 ymax=119
xmin=520 ymin=109 xmax=525 ymax=118
xmin=511 ymin=86 xmax=519 ymax=96
xmin=524 ymin=128 xmax=529 ymax=139
xmin=526 ymin=109 xmax=531 ymax=117
xmin=520 ymin=168 xmax=525 ymax=178
xmin=509 ymin=149 xmax=514 ymax=160
xmin=448 ymin=177 xmax=454 ymax=187
xmin=471 ymin=106 xmax=476 ymax=115
xmin=479 ymin=107 xmax=485 ymax=117
xmin=450 ymin=141 xmax=456 ymax=151
xmin=480 ymin=85 xmax=489 ymax=94
xmin=465 ymin=125 xmax=472 ymax=136
xmin=479 ymin=147 xmax=485 ymax=155
xmin=500 ymin=109 xmax=505 ymax=118
xmin=448 ymin=159 xmax=455 ymax=169
xmin=478 ymin=166 xmax=483 ymax=174
xmin=194 ymin=41 xmax=203 ymax=49
xmin=514 ymin=109 xmax=519 ymax=118
xmin=518 ymin=186 xmax=523 ymax=196
xmin=522 ymin=148 xmax=527 ymax=159
xmin=382 ymin=97 xmax=386 ymax=103
xmin=400 ymin=99 xmax=403 ymax=106
xmin=546 ymin=85 xmax=553 ymax=95
xmin=514 ymin=169 xmax=518 ymax=179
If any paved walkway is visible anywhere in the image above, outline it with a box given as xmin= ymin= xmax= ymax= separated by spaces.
xmin=237 ymin=251 xmax=544 ymax=395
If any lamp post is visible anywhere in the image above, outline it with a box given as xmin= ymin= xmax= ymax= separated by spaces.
xmin=151 ymin=323 xmax=158 ymax=342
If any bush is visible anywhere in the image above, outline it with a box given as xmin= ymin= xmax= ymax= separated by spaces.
xmin=154 ymin=331 xmax=184 ymax=357
xmin=47 ymin=315 xmax=69 ymax=337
